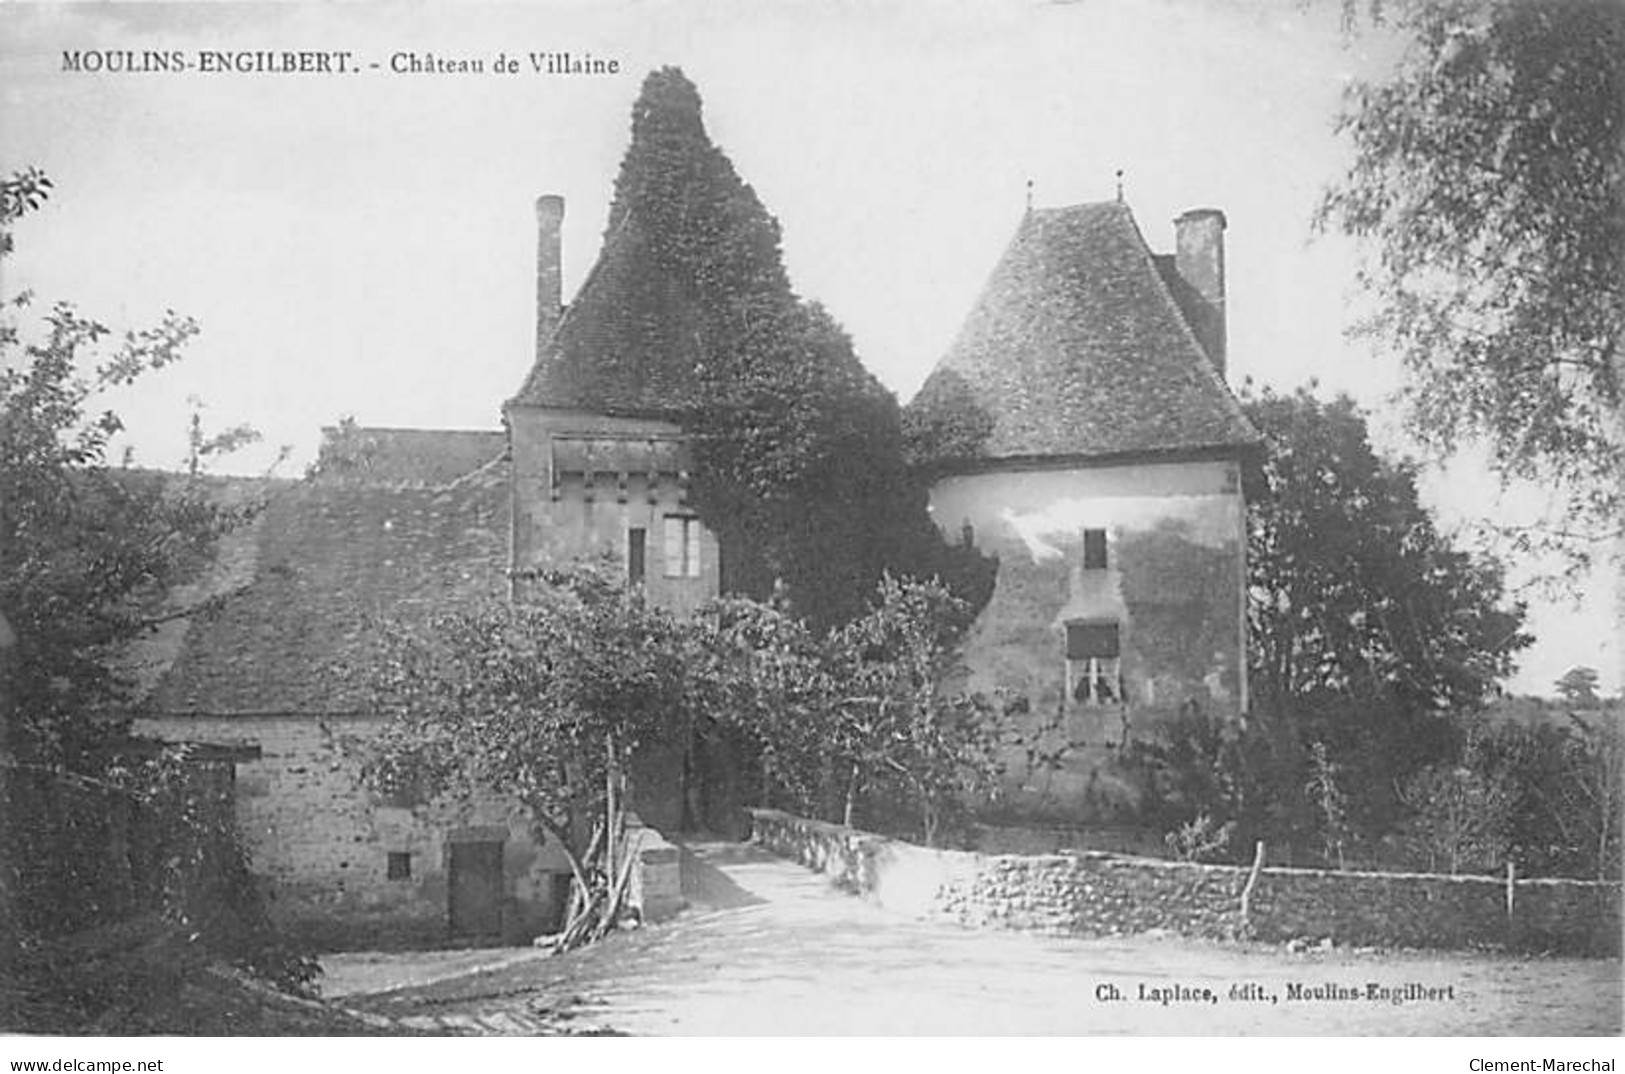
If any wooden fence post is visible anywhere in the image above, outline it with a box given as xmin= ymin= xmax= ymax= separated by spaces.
xmin=1240 ymin=840 xmax=1266 ymax=930
xmin=1505 ymin=859 xmax=1517 ymax=936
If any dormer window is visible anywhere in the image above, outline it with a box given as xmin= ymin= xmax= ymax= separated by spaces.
xmin=1067 ymin=620 xmax=1121 ymax=705
xmin=1083 ymin=528 xmax=1108 ymax=570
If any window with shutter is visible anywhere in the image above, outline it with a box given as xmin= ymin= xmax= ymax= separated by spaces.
xmin=1066 ymin=620 xmax=1122 ymax=705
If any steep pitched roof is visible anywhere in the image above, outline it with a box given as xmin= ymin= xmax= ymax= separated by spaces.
xmin=907 ymin=202 xmax=1259 ymax=466
xmin=509 ymin=212 xmax=704 ymax=416
xmin=143 ymin=459 xmax=509 ymax=715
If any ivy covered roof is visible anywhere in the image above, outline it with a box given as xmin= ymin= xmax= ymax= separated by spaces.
xmin=906 ymin=201 xmax=1259 ymax=467
xmin=509 ymin=210 xmax=708 ymax=416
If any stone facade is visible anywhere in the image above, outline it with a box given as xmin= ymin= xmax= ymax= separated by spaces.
xmin=907 ymin=202 xmax=1260 ymax=821
xmin=506 ymin=405 xmax=720 ymax=617
xmin=135 ymin=714 xmax=574 ymax=948
xmin=929 ymin=457 xmax=1247 ymax=817
xmin=751 ymin=809 xmax=1623 ymax=956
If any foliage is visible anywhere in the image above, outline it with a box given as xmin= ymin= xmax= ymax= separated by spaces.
xmin=1164 ymin=813 xmax=1235 ymax=864
xmin=364 ymin=566 xmax=693 ymax=946
xmin=686 ymin=595 xmax=835 ymax=812
xmin=1128 ymin=703 xmax=1314 ymax=866
xmin=1394 ymin=760 xmax=1512 ymax=876
xmin=184 ymin=395 xmax=264 ymax=477
xmin=901 ymin=369 xmax=997 ymax=469
xmin=1134 ymin=387 xmax=1530 ymax=866
xmin=1 ymin=170 xmax=307 ymax=1007
xmin=1554 ymin=666 xmax=1603 ymax=707
xmin=0 ymin=166 xmax=50 ymax=258
xmin=1305 ymin=741 xmax=1352 ymax=870
xmin=304 ymin=414 xmax=379 ymax=481
xmin=0 ymin=191 xmax=252 ymax=766
xmin=694 ymin=577 xmax=1004 ymax=846
xmin=820 ymin=575 xmax=1002 ymax=845
xmin=1129 ymin=706 xmax=1248 ymax=839
xmin=1320 ymin=0 xmax=1625 ymax=569
xmin=7 ymin=747 xmax=312 ymax=988
xmin=1244 ymin=385 xmax=1529 ymax=839
xmin=1466 ymin=709 xmax=1623 ymax=880
xmin=601 ymin=67 xmax=992 ymax=629
xmin=365 ymin=568 xmax=1006 ymax=923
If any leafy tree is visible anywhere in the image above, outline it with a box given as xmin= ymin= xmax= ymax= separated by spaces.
xmin=1305 ymin=741 xmax=1353 ymax=870
xmin=1555 ymin=665 xmax=1603 ymax=707
xmin=0 ymin=170 xmax=312 ymax=1013
xmin=686 ymin=595 xmax=835 ymax=813
xmin=695 ymin=576 xmax=1003 ymax=844
xmin=363 ymin=567 xmax=692 ymax=949
xmin=1559 ymin=708 xmax=1624 ymax=881
xmin=183 ymin=395 xmax=264 ymax=478
xmin=1244 ymin=385 xmax=1531 ymax=842
xmin=602 ymin=67 xmax=991 ymax=629
xmin=1395 ymin=761 xmax=1514 ymax=875
xmin=822 ymin=575 xmax=1002 ymax=845
xmin=365 ymin=567 xmax=1006 ymax=929
xmin=1454 ymin=714 xmax=1621 ymax=879
xmin=1319 ymin=0 xmax=1624 ymax=568
xmin=1128 ymin=703 xmax=1322 ymax=867
xmin=1130 ymin=707 xmax=1248 ymax=839
xmin=0 ymin=205 xmax=238 ymax=771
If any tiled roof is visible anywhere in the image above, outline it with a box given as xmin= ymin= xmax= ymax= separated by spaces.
xmin=311 ymin=427 xmax=506 ymax=486
xmin=907 ymin=202 xmax=1259 ymax=466
xmin=144 ymin=459 xmax=509 ymax=715
xmin=509 ymin=212 xmax=705 ymax=416
xmin=112 ymin=474 xmax=286 ymax=703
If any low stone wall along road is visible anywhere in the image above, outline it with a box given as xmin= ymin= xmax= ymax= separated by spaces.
xmin=325 ymin=841 xmax=1623 ymax=1036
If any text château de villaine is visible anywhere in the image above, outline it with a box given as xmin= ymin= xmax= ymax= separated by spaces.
xmin=59 ymin=50 xmax=620 ymax=76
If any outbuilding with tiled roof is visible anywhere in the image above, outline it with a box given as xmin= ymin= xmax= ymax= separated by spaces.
xmin=130 ymin=449 xmax=574 ymax=947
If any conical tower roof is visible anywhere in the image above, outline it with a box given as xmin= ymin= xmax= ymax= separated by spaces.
xmin=908 ymin=201 xmax=1258 ymax=466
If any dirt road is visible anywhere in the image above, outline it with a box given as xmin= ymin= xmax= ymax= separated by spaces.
xmin=326 ymin=841 xmax=1621 ymax=1036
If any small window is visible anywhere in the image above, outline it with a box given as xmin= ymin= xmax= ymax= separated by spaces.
xmin=1066 ymin=621 xmax=1122 ymax=706
xmin=386 ymin=851 xmax=412 ymax=881
xmin=628 ymin=527 xmax=646 ymax=586
xmin=663 ymin=516 xmax=702 ymax=578
xmin=1083 ymin=529 xmax=1108 ymax=570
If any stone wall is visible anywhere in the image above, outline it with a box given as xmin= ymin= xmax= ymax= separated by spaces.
xmin=626 ymin=821 xmax=685 ymax=923
xmin=136 ymin=714 xmax=574 ymax=949
xmin=750 ymin=809 xmax=1622 ymax=956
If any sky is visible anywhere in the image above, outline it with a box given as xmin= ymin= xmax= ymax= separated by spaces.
xmin=0 ymin=0 xmax=1618 ymax=696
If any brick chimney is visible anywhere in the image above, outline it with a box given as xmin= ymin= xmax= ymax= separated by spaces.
xmin=1173 ymin=207 xmax=1226 ymax=379
xmin=535 ymin=194 xmax=565 ymax=357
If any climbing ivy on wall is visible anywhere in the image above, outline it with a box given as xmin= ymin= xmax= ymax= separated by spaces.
xmin=604 ymin=68 xmax=991 ymax=629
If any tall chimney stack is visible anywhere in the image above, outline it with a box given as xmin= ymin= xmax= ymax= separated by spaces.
xmin=535 ymin=194 xmax=565 ymax=357
xmin=1173 ymin=207 xmax=1226 ymax=379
